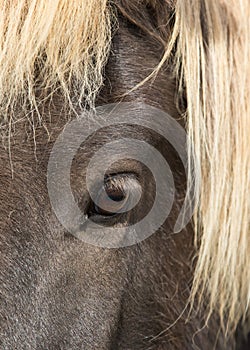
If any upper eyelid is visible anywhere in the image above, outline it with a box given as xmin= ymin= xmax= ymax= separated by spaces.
xmin=103 ymin=173 xmax=141 ymax=192
xmin=104 ymin=172 xmax=140 ymax=183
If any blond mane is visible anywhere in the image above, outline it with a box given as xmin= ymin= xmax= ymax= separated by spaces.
xmin=0 ymin=0 xmax=112 ymax=121
xmin=0 ymin=0 xmax=249 ymax=335
xmin=175 ymin=0 xmax=250 ymax=333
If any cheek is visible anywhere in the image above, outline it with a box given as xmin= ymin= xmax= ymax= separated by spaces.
xmin=101 ymin=228 xmax=195 ymax=348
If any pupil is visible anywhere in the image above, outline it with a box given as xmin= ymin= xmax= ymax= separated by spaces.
xmin=106 ymin=188 xmax=126 ymax=202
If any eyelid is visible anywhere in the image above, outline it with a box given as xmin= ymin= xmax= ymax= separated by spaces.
xmin=104 ymin=172 xmax=140 ymax=182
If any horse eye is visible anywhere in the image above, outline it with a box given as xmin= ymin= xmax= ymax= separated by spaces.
xmin=88 ymin=174 xmax=139 ymax=218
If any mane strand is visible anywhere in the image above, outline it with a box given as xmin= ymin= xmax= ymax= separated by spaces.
xmin=0 ymin=0 xmax=112 ymax=122
xmin=173 ymin=0 xmax=250 ymax=332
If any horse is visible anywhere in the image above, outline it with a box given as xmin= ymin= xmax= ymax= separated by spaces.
xmin=0 ymin=0 xmax=249 ymax=349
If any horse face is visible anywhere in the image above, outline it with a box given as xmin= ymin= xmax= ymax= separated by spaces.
xmin=0 ymin=9 xmax=234 ymax=350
